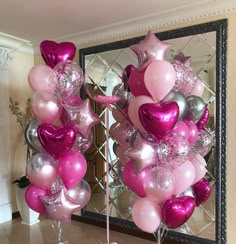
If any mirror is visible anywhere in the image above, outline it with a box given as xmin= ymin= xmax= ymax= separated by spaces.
xmin=73 ymin=19 xmax=227 ymax=243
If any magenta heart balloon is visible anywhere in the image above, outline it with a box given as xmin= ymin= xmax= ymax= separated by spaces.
xmin=192 ymin=178 xmax=211 ymax=206
xmin=122 ymin=161 xmax=150 ymax=197
xmin=139 ymin=102 xmax=179 ymax=140
xmin=40 ymin=40 xmax=76 ymax=68
xmin=38 ymin=124 xmax=76 ymax=159
xmin=161 ymin=196 xmax=196 ymax=228
xmin=128 ymin=67 xmax=151 ymax=97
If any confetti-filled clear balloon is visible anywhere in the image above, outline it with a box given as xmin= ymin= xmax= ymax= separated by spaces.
xmin=54 ymin=60 xmax=84 ymax=101
xmin=71 ymin=131 xmax=93 ymax=153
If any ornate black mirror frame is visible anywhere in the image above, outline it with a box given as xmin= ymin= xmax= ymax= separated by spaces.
xmin=73 ymin=19 xmax=227 ymax=244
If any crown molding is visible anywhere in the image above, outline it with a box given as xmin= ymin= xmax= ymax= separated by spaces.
xmin=0 ymin=32 xmax=33 ymax=55
xmin=56 ymin=0 xmax=235 ymax=47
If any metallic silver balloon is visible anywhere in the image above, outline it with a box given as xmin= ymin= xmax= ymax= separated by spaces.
xmin=163 ymin=90 xmax=188 ymax=121
xmin=24 ymin=119 xmax=44 ymax=152
xmin=184 ymin=95 xmax=205 ymax=123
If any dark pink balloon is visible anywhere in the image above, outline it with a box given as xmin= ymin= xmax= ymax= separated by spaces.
xmin=40 ymin=40 xmax=76 ymax=69
xmin=192 ymin=178 xmax=211 ymax=206
xmin=38 ymin=123 xmax=77 ymax=160
xmin=139 ymin=102 xmax=179 ymax=140
xmin=196 ymin=107 xmax=209 ymax=130
xmin=122 ymin=161 xmax=150 ymax=197
xmin=25 ymin=184 xmax=48 ymax=214
xmin=184 ymin=120 xmax=198 ymax=145
xmin=161 ymin=196 xmax=196 ymax=229
xmin=58 ymin=151 xmax=87 ymax=189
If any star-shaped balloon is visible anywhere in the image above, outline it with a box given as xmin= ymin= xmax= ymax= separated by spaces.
xmin=40 ymin=187 xmax=81 ymax=223
xmin=174 ymin=52 xmax=192 ymax=69
xmin=125 ymin=133 xmax=158 ymax=173
xmin=130 ymin=30 xmax=171 ymax=68
xmin=64 ymin=98 xmax=100 ymax=138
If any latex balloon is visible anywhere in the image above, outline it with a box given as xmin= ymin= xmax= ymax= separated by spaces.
xmin=25 ymin=184 xmax=48 ymax=214
xmin=190 ymin=154 xmax=207 ymax=184
xmin=132 ymin=197 xmax=161 ymax=233
xmin=183 ymin=120 xmax=198 ymax=146
xmin=24 ymin=119 xmax=45 ymax=152
xmin=31 ymin=90 xmax=61 ymax=124
xmin=162 ymin=90 xmax=188 ymax=121
xmin=190 ymin=78 xmax=205 ymax=97
xmin=171 ymin=121 xmax=190 ymax=141
xmin=130 ymin=30 xmax=171 ymax=68
xmin=40 ymin=40 xmax=76 ymax=68
xmin=139 ymin=102 xmax=179 ymax=140
xmin=192 ymin=178 xmax=211 ymax=206
xmin=26 ymin=153 xmax=57 ymax=189
xmin=58 ymin=151 xmax=87 ymax=189
xmin=196 ymin=107 xmax=209 ymax=130
xmin=112 ymin=83 xmax=132 ymax=109
xmin=184 ymin=95 xmax=205 ymax=123
xmin=144 ymin=60 xmax=176 ymax=101
xmin=38 ymin=123 xmax=77 ymax=160
xmin=161 ymin=196 xmax=196 ymax=229
xmin=115 ymin=145 xmax=130 ymax=166
xmin=71 ymin=131 xmax=93 ymax=153
xmin=28 ymin=64 xmax=56 ymax=93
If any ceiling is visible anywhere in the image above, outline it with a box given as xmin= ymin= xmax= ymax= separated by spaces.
xmin=0 ymin=0 xmax=235 ymax=51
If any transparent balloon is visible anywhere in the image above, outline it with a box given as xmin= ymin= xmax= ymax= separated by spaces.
xmin=71 ymin=131 xmax=93 ymax=153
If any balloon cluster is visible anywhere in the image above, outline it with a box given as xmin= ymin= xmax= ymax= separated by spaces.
xmin=24 ymin=40 xmax=100 ymax=223
xmin=109 ymin=31 xmax=214 ymax=233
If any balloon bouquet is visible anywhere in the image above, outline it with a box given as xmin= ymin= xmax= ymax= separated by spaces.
xmin=24 ymin=41 xmax=100 ymax=242
xmin=107 ymin=31 xmax=214 ymax=240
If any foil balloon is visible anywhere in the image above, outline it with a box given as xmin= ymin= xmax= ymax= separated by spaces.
xmin=161 ymin=196 xmax=196 ymax=229
xmin=139 ymin=102 xmax=179 ymax=140
xmin=196 ymin=107 xmax=209 ymax=130
xmin=38 ymin=123 xmax=77 ymax=160
xmin=40 ymin=40 xmax=76 ymax=68
xmin=130 ymin=30 xmax=171 ymax=68
xmin=192 ymin=178 xmax=211 ymax=206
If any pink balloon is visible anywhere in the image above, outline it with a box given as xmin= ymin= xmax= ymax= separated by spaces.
xmin=28 ymin=64 xmax=56 ymax=93
xmin=115 ymin=145 xmax=129 ymax=166
xmin=189 ymin=154 xmax=207 ymax=184
xmin=26 ymin=153 xmax=57 ymax=189
xmin=143 ymin=167 xmax=175 ymax=204
xmin=192 ymin=178 xmax=211 ymax=206
xmin=132 ymin=197 xmax=161 ymax=233
xmin=38 ymin=123 xmax=77 ymax=160
xmin=58 ymin=151 xmax=87 ymax=189
xmin=31 ymin=90 xmax=61 ymax=124
xmin=190 ymin=79 xmax=204 ymax=97
xmin=122 ymin=161 xmax=150 ymax=197
xmin=172 ymin=160 xmax=195 ymax=195
xmin=128 ymin=95 xmax=154 ymax=133
xmin=144 ymin=60 xmax=176 ymax=101
xmin=161 ymin=196 xmax=195 ymax=228
xmin=183 ymin=120 xmax=198 ymax=146
xmin=172 ymin=121 xmax=189 ymax=140
xmin=25 ymin=184 xmax=48 ymax=214
xmin=196 ymin=107 xmax=209 ymax=131
xmin=40 ymin=40 xmax=76 ymax=69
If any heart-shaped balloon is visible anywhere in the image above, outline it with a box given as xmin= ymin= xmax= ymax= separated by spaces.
xmin=192 ymin=178 xmax=211 ymax=206
xmin=139 ymin=102 xmax=179 ymax=140
xmin=40 ymin=40 xmax=76 ymax=68
xmin=38 ymin=124 xmax=76 ymax=159
xmin=161 ymin=196 xmax=196 ymax=228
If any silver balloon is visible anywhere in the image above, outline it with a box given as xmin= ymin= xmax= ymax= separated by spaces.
xmin=24 ymin=119 xmax=44 ymax=152
xmin=184 ymin=95 xmax=205 ymax=123
xmin=163 ymin=90 xmax=188 ymax=121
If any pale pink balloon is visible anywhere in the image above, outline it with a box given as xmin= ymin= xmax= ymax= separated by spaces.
xmin=184 ymin=120 xmax=198 ymax=145
xmin=25 ymin=184 xmax=48 ymax=214
xmin=115 ymin=145 xmax=130 ymax=166
xmin=28 ymin=64 xmax=56 ymax=93
xmin=144 ymin=60 xmax=176 ymax=101
xmin=143 ymin=167 xmax=175 ymax=204
xmin=58 ymin=151 xmax=87 ymax=189
xmin=31 ymin=90 xmax=61 ymax=124
xmin=172 ymin=160 xmax=195 ymax=195
xmin=132 ymin=198 xmax=161 ymax=233
xmin=190 ymin=79 xmax=205 ymax=97
xmin=26 ymin=153 xmax=58 ymax=189
xmin=171 ymin=121 xmax=189 ymax=141
xmin=128 ymin=95 xmax=154 ymax=132
xmin=189 ymin=154 xmax=207 ymax=184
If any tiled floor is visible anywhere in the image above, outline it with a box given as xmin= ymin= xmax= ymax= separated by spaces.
xmin=0 ymin=217 xmax=155 ymax=244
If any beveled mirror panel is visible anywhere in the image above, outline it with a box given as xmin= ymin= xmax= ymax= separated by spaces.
xmin=74 ymin=20 xmax=227 ymax=244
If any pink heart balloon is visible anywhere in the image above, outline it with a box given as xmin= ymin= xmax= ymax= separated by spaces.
xmin=40 ymin=40 xmax=76 ymax=68
xmin=38 ymin=124 xmax=76 ymax=160
xmin=139 ymin=102 xmax=179 ymax=140
xmin=192 ymin=178 xmax=211 ymax=206
xmin=122 ymin=161 xmax=150 ymax=197
xmin=161 ymin=196 xmax=196 ymax=228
